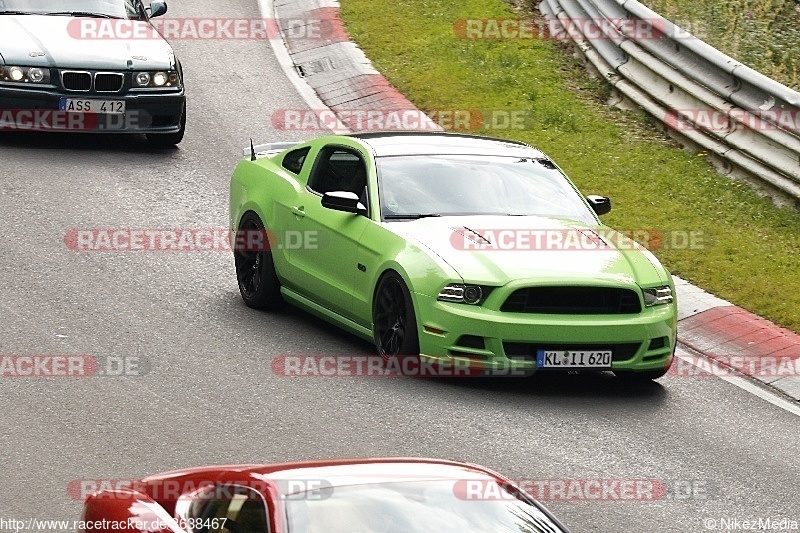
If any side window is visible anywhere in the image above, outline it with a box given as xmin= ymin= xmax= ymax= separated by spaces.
xmin=307 ymin=147 xmax=368 ymax=197
xmin=181 ymin=485 xmax=269 ymax=533
xmin=129 ymin=0 xmax=147 ymax=19
xmin=282 ymin=147 xmax=311 ymax=175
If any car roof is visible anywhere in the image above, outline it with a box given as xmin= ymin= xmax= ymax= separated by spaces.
xmin=259 ymin=459 xmax=497 ymax=489
xmin=349 ymin=131 xmax=548 ymax=158
xmin=189 ymin=458 xmax=502 ymax=491
xmin=138 ymin=457 xmax=498 ymax=486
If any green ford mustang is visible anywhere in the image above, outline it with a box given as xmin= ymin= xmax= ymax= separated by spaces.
xmin=229 ymin=132 xmax=677 ymax=380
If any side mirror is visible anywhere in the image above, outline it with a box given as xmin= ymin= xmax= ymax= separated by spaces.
xmin=148 ymin=1 xmax=168 ymax=18
xmin=322 ymin=191 xmax=367 ymax=216
xmin=586 ymin=195 xmax=611 ymax=215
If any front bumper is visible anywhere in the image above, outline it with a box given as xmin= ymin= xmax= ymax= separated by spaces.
xmin=414 ymin=292 xmax=677 ymax=375
xmin=0 ymin=84 xmax=185 ymax=133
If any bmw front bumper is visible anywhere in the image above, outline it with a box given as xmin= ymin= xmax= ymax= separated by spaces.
xmin=0 ymin=85 xmax=185 ymax=133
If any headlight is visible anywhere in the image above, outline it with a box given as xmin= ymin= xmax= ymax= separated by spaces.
xmin=152 ymin=72 xmax=167 ymax=86
xmin=643 ymin=286 xmax=674 ymax=307
xmin=134 ymin=72 xmax=151 ymax=87
xmin=438 ymin=284 xmax=489 ymax=305
xmin=28 ymin=68 xmax=45 ymax=82
xmin=132 ymin=70 xmax=180 ymax=89
xmin=0 ymin=66 xmax=50 ymax=84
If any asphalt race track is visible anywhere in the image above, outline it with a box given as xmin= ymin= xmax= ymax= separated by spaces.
xmin=0 ymin=0 xmax=798 ymax=531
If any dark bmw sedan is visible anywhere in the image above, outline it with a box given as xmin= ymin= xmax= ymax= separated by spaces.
xmin=0 ymin=0 xmax=186 ymax=145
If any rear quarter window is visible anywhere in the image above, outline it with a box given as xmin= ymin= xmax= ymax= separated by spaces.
xmin=282 ymin=147 xmax=311 ymax=174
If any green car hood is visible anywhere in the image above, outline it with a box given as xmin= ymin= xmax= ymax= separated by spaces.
xmin=386 ymin=215 xmax=670 ymax=288
xmin=0 ymin=15 xmax=175 ymax=70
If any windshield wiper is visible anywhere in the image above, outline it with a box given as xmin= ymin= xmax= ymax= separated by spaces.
xmin=383 ymin=213 xmax=442 ymax=220
xmin=43 ymin=11 xmax=121 ymax=18
xmin=0 ymin=10 xmax=38 ymax=15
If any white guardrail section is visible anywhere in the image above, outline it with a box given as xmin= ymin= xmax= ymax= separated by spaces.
xmin=539 ymin=0 xmax=800 ymax=206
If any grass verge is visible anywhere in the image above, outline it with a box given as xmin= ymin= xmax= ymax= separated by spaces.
xmin=339 ymin=0 xmax=800 ymax=333
xmin=642 ymin=0 xmax=800 ymax=91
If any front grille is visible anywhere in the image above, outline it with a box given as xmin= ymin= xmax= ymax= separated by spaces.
xmin=501 ymin=286 xmax=642 ymax=314
xmin=504 ymin=342 xmax=642 ymax=362
xmin=94 ymin=73 xmax=124 ymax=92
xmin=62 ymin=71 xmax=92 ymax=91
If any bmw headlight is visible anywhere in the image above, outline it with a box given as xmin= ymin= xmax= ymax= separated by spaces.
xmin=133 ymin=70 xmax=180 ymax=88
xmin=28 ymin=68 xmax=45 ymax=82
xmin=134 ymin=72 xmax=151 ymax=86
xmin=438 ymin=284 xmax=490 ymax=305
xmin=643 ymin=286 xmax=674 ymax=307
xmin=0 ymin=66 xmax=51 ymax=84
xmin=152 ymin=71 xmax=168 ymax=86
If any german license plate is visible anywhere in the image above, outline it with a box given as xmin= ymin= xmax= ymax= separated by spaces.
xmin=537 ymin=349 xmax=612 ymax=368
xmin=59 ymin=98 xmax=125 ymax=114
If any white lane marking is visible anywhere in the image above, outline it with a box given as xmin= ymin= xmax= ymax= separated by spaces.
xmin=675 ymin=346 xmax=800 ymax=417
xmin=258 ymin=0 xmax=350 ymax=134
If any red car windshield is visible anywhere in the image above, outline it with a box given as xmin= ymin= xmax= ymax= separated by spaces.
xmin=284 ymin=479 xmax=565 ymax=533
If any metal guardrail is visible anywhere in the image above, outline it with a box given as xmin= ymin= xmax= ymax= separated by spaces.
xmin=539 ymin=0 xmax=800 ymax=206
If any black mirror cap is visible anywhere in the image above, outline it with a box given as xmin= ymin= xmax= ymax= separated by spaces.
xmin=321 ymin=191 xmax=367 ymax=216
xmin=587 ymin=195 xmax=611 ymax=215
xmin=149 ymin=1 xmax=168 ymax=18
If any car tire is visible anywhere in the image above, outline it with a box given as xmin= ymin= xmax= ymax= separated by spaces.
xmin=146 ymin=103 xmax=186 ymax=146
xmin=613 ymin=367 xmax=669 ymax=381
xmin=234 ymin=213 xmax=283 ymax=310
xmin=372 ymin=271 xmax=420 ymax=359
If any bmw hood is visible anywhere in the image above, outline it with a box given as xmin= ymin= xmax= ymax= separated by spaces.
xmin=0 ymin=15 xmax=175 ymax=70
xmin=386 ymin=215 xmax=671 ymax=288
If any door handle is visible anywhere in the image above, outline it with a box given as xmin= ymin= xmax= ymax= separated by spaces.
xmin=291 ymin=206 xmax=305 ymax=218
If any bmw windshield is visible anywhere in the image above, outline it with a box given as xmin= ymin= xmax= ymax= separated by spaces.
xmin=377 ymin=154 xmax=597 ymax=224
xmin=0 ymin=0 xmax=145 ymax=18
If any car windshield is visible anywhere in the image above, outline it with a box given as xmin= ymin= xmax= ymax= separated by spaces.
xmin=0 ymin=0 xmax=144 ymax=18
xmin=377 ymin=154 xmax=596 ymax=223
xmin=285 ymin=479 xmax=564 ymax=533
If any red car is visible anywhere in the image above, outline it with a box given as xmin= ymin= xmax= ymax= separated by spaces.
xmin=80 ymin=457 xmax=570 ymax=532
